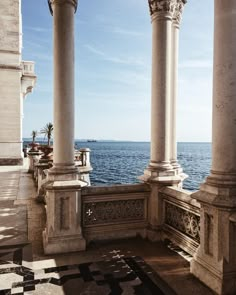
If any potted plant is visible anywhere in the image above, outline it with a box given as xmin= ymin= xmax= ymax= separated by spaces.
xmin=39 ymin=122 xmax=54 ymax=159
xmin=29 ymin=130 xmax=39 ymax=151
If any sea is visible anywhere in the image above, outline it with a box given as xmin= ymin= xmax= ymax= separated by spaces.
xmin=75 ymin=141 xmax=211 ymax=191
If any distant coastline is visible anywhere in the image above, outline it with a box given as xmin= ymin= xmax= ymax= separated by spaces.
xmin=22 ymin=138 xmax=211 ymax=144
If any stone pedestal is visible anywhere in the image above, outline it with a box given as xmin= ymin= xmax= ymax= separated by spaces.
xmin=43 ymin=180 xmax=87 ymax=254
xmin=190 ymin=1 xmax=236 ymax=293
xmin=27 ymin=151 xmax=41 ymax=173
xmin=77 ymin=148 xmax=93 ymax=185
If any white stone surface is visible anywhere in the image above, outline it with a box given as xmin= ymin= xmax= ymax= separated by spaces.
xmin=0 ymin=0 xmax=36 ymax=165
xmin=191 ymin=1 xmax=236 ymax=294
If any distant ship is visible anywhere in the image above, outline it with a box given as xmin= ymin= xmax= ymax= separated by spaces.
xmin=87 ymin=139 xmax=97 ymax=142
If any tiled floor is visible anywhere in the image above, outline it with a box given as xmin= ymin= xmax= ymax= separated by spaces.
xmin=0 ymin=241 xmax=173 ymax=295
xmin=0 ymin=238 xmax=216 ymax=295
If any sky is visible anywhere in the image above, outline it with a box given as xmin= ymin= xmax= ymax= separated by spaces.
xmin=22 ymin=0 xmax=214 ymax=142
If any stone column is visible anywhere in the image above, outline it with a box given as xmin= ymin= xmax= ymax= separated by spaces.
xmin=148 ymin=0 xmax=174 ymax=176
xmin=43 ymin=0 xmax=87 ymax=254
xmin=170 ymin=0 xmax=186 ymax=171
xmin=191 ymin=1 xmax=236 ymax=294
xmin=140 ymin=0 xmax=186 ymax=241
xmin=48 ymin=0 xmax=78 ymax=180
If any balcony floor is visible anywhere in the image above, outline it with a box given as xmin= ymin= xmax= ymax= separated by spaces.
xmin=0 ymin=161 xmax=216 ymax=295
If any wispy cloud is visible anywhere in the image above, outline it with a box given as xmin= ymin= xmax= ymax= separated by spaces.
xmin=84 ymin=45 xmax=105 ymax=57
xmin=25 ymin=26 xmax=50 ymax=33
xmin=179 ymin=59 xmax=213 ymax=69
xmin=111 ymin=27 xmax=144 ymax=37
xmin=84 ymin=44 xmax=145 ymax=67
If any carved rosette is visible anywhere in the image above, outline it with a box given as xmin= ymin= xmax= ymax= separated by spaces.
xmin=148 ymin=0 xmax=176 ymax=16
xmin=48 ymin=0 xmax=78 ymax=15
xmin=173 ymin=0 xmax=187 ymax=25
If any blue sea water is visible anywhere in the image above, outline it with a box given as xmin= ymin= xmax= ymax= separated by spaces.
xmin=75 ymin=141 xmax=211 ymax=191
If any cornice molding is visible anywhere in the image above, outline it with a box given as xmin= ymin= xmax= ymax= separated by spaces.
xmin=48 ymin=0 xmax=78 ymax=15
xmin=148 ymin=0 xmax=176 ymax=16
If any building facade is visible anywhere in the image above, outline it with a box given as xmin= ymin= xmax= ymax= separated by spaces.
xmin=0 ymin=0 xmax=36 ymax=165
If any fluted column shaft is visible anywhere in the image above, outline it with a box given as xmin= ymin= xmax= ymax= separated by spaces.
xmin=49 ymin=0 xmax=77 ymax=175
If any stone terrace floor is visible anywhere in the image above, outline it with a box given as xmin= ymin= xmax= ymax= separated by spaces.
xmin=0 ymin=160 xmax=216 ymax=295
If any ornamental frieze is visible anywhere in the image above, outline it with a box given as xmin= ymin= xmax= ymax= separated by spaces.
xmin=83 ymin=199 xmax=145 ymax=226
xmin=148 ymin=0 xmax=176 ymax=16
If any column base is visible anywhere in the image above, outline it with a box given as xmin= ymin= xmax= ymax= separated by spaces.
xmin=191 ymin=256 xmax=236 ymax=295
xmin=146 ymin=225 xmax=162 ymax=242
xmin=47 ymin=164 xmax=79 ymax=181
xmin=43 ymin=230 xmax=86 ymax=255
xmin=139 ymin=166 xmax=186 ymax=186
xmin=191 ymin=176 xmax=236 ymax=294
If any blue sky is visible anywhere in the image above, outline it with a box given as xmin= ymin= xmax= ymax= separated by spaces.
xmin=22 ymin=0 xmax=214 ymax=142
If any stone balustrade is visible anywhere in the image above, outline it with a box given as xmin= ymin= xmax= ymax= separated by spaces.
xmin=22 ymin=61 xmax=35 ymax=76
xmin=160 ymin=186 xmax=200 ymax=255
xmin=28 ymin=146 xmax=92 ymax=199
xmin=81 ymin=184 xmax=150 ymax=242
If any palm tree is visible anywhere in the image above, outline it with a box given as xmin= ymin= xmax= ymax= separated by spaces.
xmin=40 ymin=122 xmax=53 ymax=146
xmin=31 ymin=130 xmax=38 ymax=143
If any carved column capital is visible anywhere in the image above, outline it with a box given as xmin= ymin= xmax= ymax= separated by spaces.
xmin=148 ymin=0 xmax=176 ymax=17
xmin=173 ymin=0 xmax=187 ymax=26
xmin=48 ymin=0 xmax=78 ymax=15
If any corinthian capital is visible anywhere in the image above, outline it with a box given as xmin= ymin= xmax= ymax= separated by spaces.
xmin=148 ymin=0 xmax=176 ymax=16
xmin=48 ymin=0 xmax=78 ymax=15
xmin=173 ymin=0 xmax=187 ymax=25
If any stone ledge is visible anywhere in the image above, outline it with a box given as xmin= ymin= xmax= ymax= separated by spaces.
xmin=0 ymin=158 xmax=23 ymax=166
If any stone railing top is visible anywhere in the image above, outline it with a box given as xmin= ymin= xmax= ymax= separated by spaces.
xmin=82 ymin=183 xmax=150 ymax=196
xmin=160 ymin=186 xmax=200 ymax=208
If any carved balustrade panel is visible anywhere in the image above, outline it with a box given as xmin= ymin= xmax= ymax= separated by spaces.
xmin=83 ymin=199 xmax=145 ymax=226
xmin=164 ymin=200 xmax=200 ymax=243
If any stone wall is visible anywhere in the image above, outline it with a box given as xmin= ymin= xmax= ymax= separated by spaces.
xmin=0 ymin=0 xmax=36 ymax=165
xmin=0 ymin=0 xmax=22 ymax=165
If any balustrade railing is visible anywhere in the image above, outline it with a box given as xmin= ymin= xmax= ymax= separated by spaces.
xmin=82 ymin=184 xmax=150 ymax=242
xmin=22 ymin=61 xmax=35 ymax=76
xmin=160 ymin=187 xmax=200 ymax=255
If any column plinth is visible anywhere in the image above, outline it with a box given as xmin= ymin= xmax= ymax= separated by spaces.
xmin=191 ymin=1 xmax=236 ymax=293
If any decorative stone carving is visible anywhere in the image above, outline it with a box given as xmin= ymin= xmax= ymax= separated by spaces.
xmin=165 ymin=201 xmax=200 ymax=243
xmin=83 ymin=199 xmax=145 ymax=226
xmin=173 ymin=0 xmax=187 ymax=25
xmin=148 ymin=0 xmax=176 ymax=16
xmin=48 ymin=0 xmax=78 ymax=15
